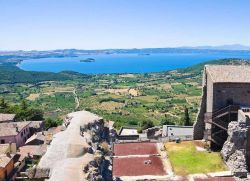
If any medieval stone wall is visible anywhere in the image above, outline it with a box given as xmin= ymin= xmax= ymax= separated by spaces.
xmin=213 ymin=83 xmax=250 ymax=111
xmin=206 ymin=72 xmax=214 ymax=112
xmin=193 ymin=86 xmax=206 ymax=140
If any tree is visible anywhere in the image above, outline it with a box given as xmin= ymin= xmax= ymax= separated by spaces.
xmin=160 ymin=117 xmax=175 ymax=126
xmin=20 ymin=100 xmax=28 ymax=111
xmin=27 ymin=109 xmax=44 ymax=121
xmin=184 ymin=106 xmax=191 ymax=126
xmin=45 ymin=118 xmax=63 ymax=130
xmin=0 ymin=98 xmax=8 ymax=110
xmin=141 ymin=120 xmax=154 ymax=130
xmin=45 ymin=118 xmax=58 ymax=130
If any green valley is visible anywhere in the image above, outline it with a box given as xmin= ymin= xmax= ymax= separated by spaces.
xmin=1 ymin=58 xmax=249 ymax=129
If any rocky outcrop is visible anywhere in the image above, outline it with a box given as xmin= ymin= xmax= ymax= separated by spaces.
xmin=144 ymin=126 xmax=162 ymax=140
xmin=221 ymin=121 xmax=248 ymax=178
xmin=36 ymin=111 xmax=112 ymax=181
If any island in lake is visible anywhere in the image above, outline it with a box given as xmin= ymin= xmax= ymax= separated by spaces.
xmin=80 ymin=58 xmax=95 ymax=62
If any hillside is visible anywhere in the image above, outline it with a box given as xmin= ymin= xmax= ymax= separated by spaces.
xmin=0 ymin=58 xmax=249 ymax=129
xmin=0 ymin=64 xmax=92 ymax=84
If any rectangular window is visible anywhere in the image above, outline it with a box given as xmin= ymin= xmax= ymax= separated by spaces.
xmin=1 ymin=139 xmax=5 ymax=144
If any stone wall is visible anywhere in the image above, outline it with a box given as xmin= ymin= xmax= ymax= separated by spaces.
xmin=206 ymin=70 xmax=214 ymax=112
xmin=193 ymin=85 xmax=206 ymax=140
xmin=213 ymin=83 xmax=250 ymax=111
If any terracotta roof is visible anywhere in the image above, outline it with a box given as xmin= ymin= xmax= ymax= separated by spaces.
xmin=0 ymin=154 xmax=14 ymax=168
xmin=0 ymin=113 xmax=15 ymax=122
xmin=0 ymin=144 xmax=9 ymax=154
xmin=0 ymin=121 xmax=31 ymax=137
xmin=205 ymin=65 xmax=250 ymax=83
xmin=18 ymin=145 xmax=47 ymax=160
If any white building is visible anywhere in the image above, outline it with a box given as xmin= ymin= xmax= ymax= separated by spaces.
xmin=162 ymin=125 xmax=193 ymax=140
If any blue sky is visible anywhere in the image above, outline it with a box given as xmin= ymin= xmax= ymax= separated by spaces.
xmin=0 ymin=0 xmax=250 ymax=50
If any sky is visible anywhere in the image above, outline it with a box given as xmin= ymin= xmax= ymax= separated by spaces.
xmin=1 ymin=0 xmax=250 ymax=50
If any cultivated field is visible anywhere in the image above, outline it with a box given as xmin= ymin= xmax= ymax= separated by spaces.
xmin=0 ymin=68 xmax=202 ymax=128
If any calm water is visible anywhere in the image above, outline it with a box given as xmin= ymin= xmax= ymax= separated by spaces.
xmin=19 ymin=53 xmax=250 ymax=74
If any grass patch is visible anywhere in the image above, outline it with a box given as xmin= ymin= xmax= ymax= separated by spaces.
xmin=165 ymin=141 xmax=227 ymax=176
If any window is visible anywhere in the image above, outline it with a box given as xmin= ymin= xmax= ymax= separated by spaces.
xmin=1 ymin=139 xmax=5 ymax=144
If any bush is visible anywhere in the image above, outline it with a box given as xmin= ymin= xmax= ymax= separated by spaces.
xmin=160 ymin=118 xmax=175 ymax=125
xmin=140 ymin=120 xmax=154 ymax=130
xmin=45 ymin=118 xmax=63 ymax=130
xmin=137 ymin=127 xmax=143 ymax=133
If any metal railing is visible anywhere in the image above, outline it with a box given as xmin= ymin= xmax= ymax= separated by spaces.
xmin=212 ymin=105 xmax=240 ymax=119
xmin=205 ymin=105 xmax=240 ymax=123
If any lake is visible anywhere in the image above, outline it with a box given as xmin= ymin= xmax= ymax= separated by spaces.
xmin=19 ymin=52 xmax=250 ymax=74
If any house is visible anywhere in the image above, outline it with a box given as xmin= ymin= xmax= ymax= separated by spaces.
xmin=0 ymin=144 xmax=16 ymax=155
xmin=0 ymin=153 xmax=15 ymax=181
xmin=162 ymin=125 xmax=193 ymax=140
xmin=193 ymin=65 xmax=250 ymax=177
xmin=0 ymin=122 xmax=32 ymax=148
xmin=0 ymin=114 xmax=15 ymax=123
xmin=194 ymin=65 xmax=250 ymax=148
xmin=29 ymin=121 xmax=45 ymax=134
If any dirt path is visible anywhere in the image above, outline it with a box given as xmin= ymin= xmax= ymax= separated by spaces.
xmin=73 ymin=88 xmax=79 ymax=110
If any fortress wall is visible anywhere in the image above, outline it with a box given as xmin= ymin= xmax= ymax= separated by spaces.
xmin=193 ymin=69 xmax=207 ymax=140
xmin=193 ymin=85 xmax=207 ymax=140
xmin=213 ymin=83 xmax=250 ymax=110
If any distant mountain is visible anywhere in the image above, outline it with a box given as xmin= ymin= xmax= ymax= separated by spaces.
xmin=180 ymin=44 xmax=250 ymax=51
xmin=1 ymin=45 xmax=250 ymax=58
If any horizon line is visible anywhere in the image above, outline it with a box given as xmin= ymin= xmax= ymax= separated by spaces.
xmin=1 ymin=44 xmax=250 ymax=52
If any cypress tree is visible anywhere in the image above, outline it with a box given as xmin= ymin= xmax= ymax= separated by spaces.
xmin=184 ymin=106 xmax=191 ymax=126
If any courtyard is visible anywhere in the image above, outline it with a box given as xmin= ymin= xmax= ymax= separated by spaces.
xmin=165 ymin=141 xmax=228 ymax=176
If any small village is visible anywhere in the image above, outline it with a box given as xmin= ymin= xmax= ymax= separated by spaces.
xmin=1 ymin=65 xmax=250 ymax=181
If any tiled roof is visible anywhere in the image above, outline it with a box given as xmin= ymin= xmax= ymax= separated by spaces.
xmin=18 ymin=145 xmax=47 ymax=161
xmin=0 ymin=144 xmax=9 ymax=154
xmin=0 ymin=121 xmax=31 ymax=137
xmin=0 ymin=154 xmax=14 ymax=168
xmin=205 ymin=65 xmax=250 ymax=83
xmin=0 ymin=113 xmax=15 ymax=122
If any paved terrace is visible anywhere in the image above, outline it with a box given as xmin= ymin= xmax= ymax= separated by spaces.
xmin=112 ymin=142 xmax=171 ymax=180
xmin=113 ymin=142 xmax=158 ymax=156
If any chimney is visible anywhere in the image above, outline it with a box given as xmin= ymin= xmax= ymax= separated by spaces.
xmin=6 ymin=152 xmax=11 ymax=158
